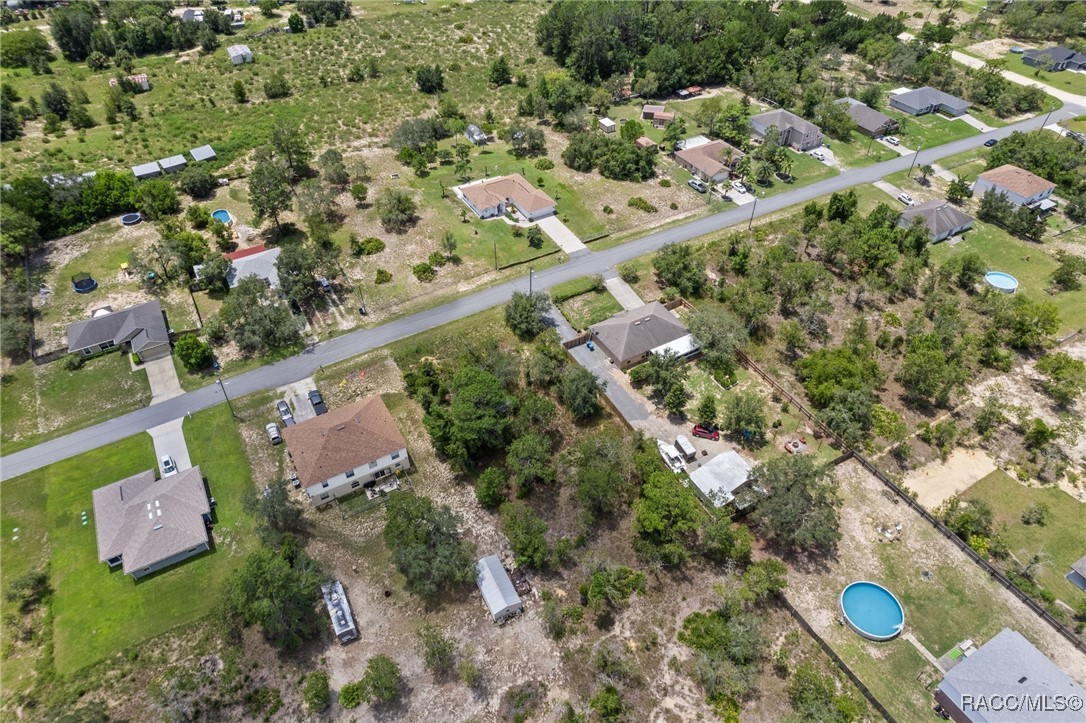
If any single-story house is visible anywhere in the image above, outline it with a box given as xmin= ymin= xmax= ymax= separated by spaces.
xmin=476 ymin=555 xmax=523 ymax=623
xmin=898 ymin=200 xmax=974 ymax=243
xmin=689 ymin=450 xmax=755 ymax=508
xmin=589 ymin=301 xmax=698 ymax=370
xmin=92 ymin=467 xmax=211 ymax=579
xmin=888 ymin=86 xmax=970 ymax=117
xmin=599 ymin=117 xmax=616 ymax=133
xmin=677 ymin=86 xmax=703 ymax=99
xmin=674 ymin=138 xmax=745 ymax=183
xmin=1023 ymin=46 xmax=1086 ymax=71
xmin=158 ymin=155 xmax=187 ymax=174
xmin=282 ymin=395 xmax=411 ymax=506
xmin=321 ymin=580 xmax=359 ymax=644
xmin=634 ymin=136 xmax=655 ymax=150
xmin=66 ymin=300 xmax=171 ymax=361
xmin=1066 ymin=555 xmax=1086 ymax=592
xmin=465 ymin=124 xmax=488 ymax=146
xmin=194 ymin=245 xmax=282 ymax=289
xmin=642 ymin=104 xmax=665 ymax=120
xmin=934 ymin=628 xmax=1086 ymax=723
xmin=835 ymin=97 xmax=898 ymax=137
xmin=749 ymin=109 xmax=824 ymax=151
xmin=974 ymin=164 xmax=1057 ymax=208
xmin=457 ymin=173 xmax=556 ymax=222
xmin=190 ymin=144 xmax=217 ymax=162
xmin=109 ymin=73 xmax=150 ymax=92
xmin=226 ymin=44 xmax=253 ymax=65
xmin=132 ymin=161 xmax=162 ymax=180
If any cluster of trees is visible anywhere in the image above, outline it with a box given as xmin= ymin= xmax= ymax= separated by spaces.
xmin=383 ymin=491 xmax=475 ymax=597
xmin=562 ymin=131 xmax=657 ymax=182
xmin=960 ymin=61 xmax=1047 ymax=118
xmin=206 ymin=276 xmax=300 ymax=356
xmin=977 ymin=190 xmax=1047 ymax=240
xmin=998 ymin=1 xmax=1086 ymax=41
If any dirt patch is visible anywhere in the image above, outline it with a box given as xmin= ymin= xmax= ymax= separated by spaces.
xmin=964 ymin=38 xmax=1032 ymax=60
xmin=903 ymin=448 xmax=998 ymax=510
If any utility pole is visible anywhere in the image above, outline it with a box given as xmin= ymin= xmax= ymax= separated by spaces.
xmin=1040 ymin=107 xmax=1054 ymax=131
xmin=907 ymin=144 xmax=923 ymax=179
xmin=747 ymin=192 xmax=761 ymax=230
xmin=528 ymin=267 xmax=533 ymax=295
xmin=493 ymin=240 xmax=497 ymax=271
xmin=218 ymin=376 xmax=238 ymax=420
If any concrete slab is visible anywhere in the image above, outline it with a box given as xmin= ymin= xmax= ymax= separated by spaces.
xmin=148 ymin=418 xmax=191 ymax=472
xmin=278 ymin=377 xmax=316 ymax=423
xmin=878 ymin=137 xmax=913 ymax=156
xmin=145 ymin=356 xmax=183 ymax=405
xmin=959 ymin=113 xmax=994 ymax=133
xmin=874 ymin=180 xmax=903 ymax=200
xmin=536 ymin=216 xmax=587 ymax=254
xmin=603 ymin=273 xmax=645 ymax=311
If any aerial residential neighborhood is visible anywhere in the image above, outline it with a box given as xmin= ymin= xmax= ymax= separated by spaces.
xmin=0 ymin=1 xmax=1084 ymax=721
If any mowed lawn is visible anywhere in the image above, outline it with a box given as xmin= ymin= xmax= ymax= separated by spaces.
xmin=828 ymin=130 xmax=900 ymax=169
xmin=1001 ymin=53 xmax=1086 ymax=95
xmin=930 ymin=220 xmax=1086 ymax=335
xmin=883 ymin=108 xmax=980 ymax=150
xmin=557 ymin=287 xmax=623 ymax=331
xmin=0 ymin=404 xmax=256 ymax=676
xmin=963 ymin=470 xmax=1086 ymax=602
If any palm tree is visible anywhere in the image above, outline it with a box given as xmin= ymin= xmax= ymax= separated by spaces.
xmin=754 ymin=160 xmax=774 ymax=186
xmin=776 ymin=153 xmax=794 ymax=180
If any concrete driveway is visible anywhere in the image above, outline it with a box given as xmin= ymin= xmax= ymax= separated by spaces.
xmin=959 ymin=114 xmax=994 ymax=133
xmin=878 ymin=137 xmax=912 ymax=156
xmin=145 ymin=356 xmax=183 ymax=405
xmin=278 ymin=377 xmax=316 ymax=423
xmin=603 ymin=272 xmax=644 ymax=310
xmin=728 ymin=186 xmax=756 ymax=205
xmin=148 ymin=418 xmax=191 ymax=472
xmin=536 ymin=216 xmax=587 ymax=254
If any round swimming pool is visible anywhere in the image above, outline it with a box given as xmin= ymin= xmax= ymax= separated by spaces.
xmin=985 ymin=271 xmax=1018 ymax=293
xmin=840 ymin=581 xmax=904 ymax=641
xmin=212 ymin=208 xmax=232 ymax=225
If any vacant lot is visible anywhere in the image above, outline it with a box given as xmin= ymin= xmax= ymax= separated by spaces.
xmin=883 ymin=108 xmax=980 ymax=150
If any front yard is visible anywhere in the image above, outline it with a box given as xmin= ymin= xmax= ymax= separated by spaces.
xmin=883 ymin=108 xmax=980 ymax=150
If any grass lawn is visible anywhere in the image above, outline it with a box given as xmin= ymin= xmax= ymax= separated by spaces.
xmin=930 ymin=220 xmax=1086 ymax=335
xmin=0 ymin=350 xmax=151 ymax=455
xmin=832 ymin=635 xmax=936 ymax=722
xmin=883 ymin=108 xmax=980 ymax=150
xmin=557 ymin=288 xmax=623 ymax=331
xmin=1061 ymin=116 xmax=1086 ymax=135
xmin=1001 ymin=53 xmax=1086 ymax=95
xmin=936 ymin=146 xmax=991 ymax=181
xmin=828 ymin=130 xmax=900 ymax=169
xmin=750 ymin=149 xmax=840 ymax=199
xmin=962 ymin=470 xmax=1086 ymax=603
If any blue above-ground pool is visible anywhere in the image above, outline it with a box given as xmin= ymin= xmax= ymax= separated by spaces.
xmin=212 ymin=208 xmax=232 ymax=225
xmin=840 ymin=581 xmax=905 ymax=641
xmin=985 ymin=271 xmax=1019 ymax=293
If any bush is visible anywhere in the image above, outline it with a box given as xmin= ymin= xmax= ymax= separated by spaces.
xmin=428 ymin=251 xmax=447 ymax=267
xmin=351 ymin=235 xmax=385 ymax=256
xmin=1021 ymin=502 xmax=1049 ymax=526
xmin=534 ymin=157 xmax=554 ymax=170
xmin=413 ymin=263 xmax=436 ymax=282
xmin=174 ymin=334 xmax=214 ymax=372
xmin=303 ymin=670 xmax=330 ymax=713
xmin=602 ymin=205 xmax=613 ymax=214
xmin=375 ymin=269 xmax=392 ymax=284
xmin=177 ymin=165 xmax=216 ymax=199
xmin=416 ymin=623 xmax=455 ymax=676
xmin=618 ymin=263 xmax=639 ymax=283
xmin=339 ymin=681 xmax=365 ymax=709
xmin=628 ymin=197 xmax=658 ymax=213
xmin=64 ymin=353 xmax=85 ymax=370
xmin=659 ymin=179 xmax=672 ymax=187
xmin=360 ymin=655 xmax=402 ymax=705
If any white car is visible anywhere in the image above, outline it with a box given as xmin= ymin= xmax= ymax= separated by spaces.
xmin=161 ymin=455 xmax=178 ymax=477
xmin=898 ymin=192 xmax=914 ymax=206
xmin=885 ymin=136 xmax=900 ymax=146
xmin=810 ymin=150 xmax=826 ymax=161
xmin=731 ymin=180 xmax=747 ymax=194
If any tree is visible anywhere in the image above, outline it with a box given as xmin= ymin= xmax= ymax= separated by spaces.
xmin=795 ymin=346 xmax=884 ymax=408
xmin=897 ymin=333 xmax=965 ymax=407
xmin=636 ymin=350 xmax=689 ymax=404
xmin=288 ymin=12 xmax=305 ymax=33
xmin=226 ymin=547 xmax=321 ymax=650
xmin=559 ymin=366 xmax=605 ymax=419
xmin=0 ymin=30 xmax=53 ymax=68
xmin=441 ymin=231 xmax=457 ymax=257
xmin=696 ymin=395 xmax=718 ymax=428
xmin=375 ymin=188 xmax=418 ymax=232
xmin=263 ymin=72 xmax=292 ymax=100
xmin=295 ymin=178 xmax=338 ymax=222
xmin=488 ymin=55 xmax=512 ymax=86
xmin=383 ymin=491 xmax=475 ymax=596
xmin=359 ymin=655 xmax=402 ymax=705
xmin=318 ymin=148 xmax=349 ymax=186
xmin=1035 ymin=352 xmax=1086 ymax=407
xmin=722 ymin=390 xmax=767 ymax=446
xmin=826 ymin=189 xmax=858 ymax=223
xmin=996 ymin=295 xmax=1058 ymax=351
xmin=688 ymin=306 xmax=747 ymax=372
xmin=67 ymin=103 xmax=95 ymax=130
xmin=248 ymin=160 xmax=292 ymax=231
xmin=276 ymin=243 xmax=319 ymax=307
xmin=634 ymin=472 xmax=704 ymax=566
xmin=501 ymin=500 xmax=550 ymax=567
xmin=474 ymin=467 xmax=507 ymax=510
xmin=233 ymin=80 xmax=248 ymax=104
xmin=416 ymin=64 xmax=445 ymax=94
xmin=415 ymin=624 xmax=455 ymax=677
xmin=134 ymin=180 xmax=180 ymax=220
xmin=199 ymin=253 xmax=231 ymax=293
xmin=218 ymin=276 xmax=300 ymax=355
xmin=507 ymin=432 xmax=554 ymax=496
xmin=569 ymin=433 xmax=635 ymax=522
xmin=41 ymin=83 xmax=71 ymax=119
xmin=946 ymin=175 xmax=973 ymax=204
xmin=504 ymin=290 xmax=550 ymax=339
xmin=699 ymin=516 xmax=753 ymax=566
xmin=246 ymin=482 xmax=308 ymax=547
xmin=350 ymin=182 xmax=369 ymax=207
xmin=303 ymin=671 xmax=330 ymax=714
xmin=174 ymin=334 xmax=213 ymax=372
xmin=177 ymin=165 xmax=216 ymax=199
xmin=526 ymin=225 xmax=545 ymax=249
xmin=270 ymin=123 xmax=312 ymax=181
xmin=51 ymin=7 xmax=95 ymax=61
xmin=751 ymin=455 xmax=841 ymax=556
xmin=1051 ymin=252 xmax=1086 ymax=292
xmin=653 ymin=243 xmax=706 ymax=297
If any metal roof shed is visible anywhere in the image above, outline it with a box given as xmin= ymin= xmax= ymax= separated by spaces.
xmin=321 ymin=580 xmax=359 ymax=644
xmin=158 ymin=155 xmax=187 ymax=174
xmin=132 ymin=161 xmax=162 ymax=180
xmin=476 ymin=555 xmax=522 ymax=623
xmin=190 ymin=144 xmax=217 ymax=162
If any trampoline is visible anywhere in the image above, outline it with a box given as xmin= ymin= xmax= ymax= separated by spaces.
xmin=71 ymin=273 xmax=98 ymax=293
xmin=121 ymin=212 xmax=142 ymax=226
xmin=212 ymin=209 xmax=233 ymax=226
xmin=984 ymin=271 xmax=1018 ymax=294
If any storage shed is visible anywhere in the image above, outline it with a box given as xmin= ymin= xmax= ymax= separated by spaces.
xmin=476 ymin=555 xmax=523 ymax=623
xmin=226 ymin=44 xmax=253 ymax=65
xmin=158 ymin=155 xmax=187 ymax=174
xmin=190 ymin=144 xmax=217 ymax=162
xmin=598 ymin=117 xmax=616 ymax=133
xmin=132 ymin=161 xmax=162 ymax=180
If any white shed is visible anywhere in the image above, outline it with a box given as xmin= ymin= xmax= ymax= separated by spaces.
xmin=226 ymin=44 xmax=253 ymax=65
xmin=476 ymin=555 xmax=522 ymax=623
xmin=598 ymin=117 xmax=616 ymax=133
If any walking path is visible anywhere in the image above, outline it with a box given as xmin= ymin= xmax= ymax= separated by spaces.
xmin=902 ymin=631 xmax=945 ymax=672
xmin=602 ymin=272 xmax=645 ymax=310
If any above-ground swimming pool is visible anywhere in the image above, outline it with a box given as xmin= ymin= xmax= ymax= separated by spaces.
xmin=985 ymin=271 xmax=1018 ymax=293
xmin=840 ymin=581 xmax=904 ymax=641
xmin=212 ymin=209 xmax=233 ymax=225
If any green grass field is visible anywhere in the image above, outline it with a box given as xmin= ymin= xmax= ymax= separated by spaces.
xmin=963 ymin=470 xmax=1086 ymax=602
xmin=0 ymin=404 xmax=256 ymax=678
xmin=1001 ymin=53 xmax=1086 ymax=95
xmin=557 ymin=288 xmax=623 ymax=331
xmin=828 ymin=130 xmax=901 ymax=169
xmin=884 ymin=108 xmax=980 ymax=150
xmin=747 ymin=148 xmax=840 ymax=199
xmin=832 ymin=636 xmax=936 ymax=723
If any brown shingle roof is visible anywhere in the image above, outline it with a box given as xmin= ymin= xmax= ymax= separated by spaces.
xmin=674 ymin=139 xmax=744 ymax=179
xmin=635 ymin=136 xmax=655 ymax=149
xmin=282 ymin=396 xmax=407 ymax=489
xmin=459 ymin=174 xmax=556 ymax=214
xmin=977 ymin=164 xmax=1056 ymax=199
xmin=92 ymin=467 xmax=210 ymax=575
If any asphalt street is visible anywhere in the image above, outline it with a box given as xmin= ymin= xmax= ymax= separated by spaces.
xmin=2 ymin=101 xmax=1081 ymax=481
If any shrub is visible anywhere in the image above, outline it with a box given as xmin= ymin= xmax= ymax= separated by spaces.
xmin=669 ymin=202 xmax=678 ymax=210
xmin=602 ymin=205 xmax=613 ymax=214
xmin=351 ymin=235 xmax=385 ymax=256
xmin=64 ymin=353 xmax=85 ymax=370
xmin=339 ymin=681 xmax=365 ymax=709
xmin=174 ymin=334 xmax=214 ymax=372
xmin=375 ymin=269 xmax=392 ymax=284
xmin=428 ymin=251 xmax=447 ymax=267
xmin=413 ymin=263 xmax=436 ymax=282
xmin=415 ymin=623 xmax=455 ymax=676
xmin=628 ymin=197 xmax=658 ymax=213
xmin=659 ymin=179 xmax=672 ymax=187
xmin=618 ymin=263 xmax=639 ymax=283
xmin=303 ymin=670 xmax=330 ymax=713
xmin=457 ymin=33 xmax=474 ymax=43
xmin=534 ymin=158 xmax=554 ymax=170
xmin=1021 ymin=502 xmax=1049 ymax=526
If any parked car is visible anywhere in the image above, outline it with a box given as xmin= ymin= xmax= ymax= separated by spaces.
xmin=276 ymin=400 xmax=294 ymax=425
xmin=289 ymin=471 xmax=300 ymax=489
xmin=984 ymin=138 xmax=998 ymax=147
xmin=318 ymin=276 xmax=332 ymax=293
xmin=687 ymin=178 xmax=707 ymax=193
xmin=309 ymin=389 xmax=328 ymax=415
xmin=691 ymin=424 xmax=720 ymax=441
xmin=731 ymin=180 xmax=747 ymax=193
xmin=885 ymin=136 xmax=900 ymax=146
xmin=897 ymin=192 xmax=914 ymax=206
xmin=266 ymin=422 xmax=282 ymax=445
xmin=161 ymin=455 xmax=177 ymax=476
xmin=810 ymin=150 xmax=826 ymax=161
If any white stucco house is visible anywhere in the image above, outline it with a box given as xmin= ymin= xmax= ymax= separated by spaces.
xmin=973 ymin=164 xmax=1057 ymax=209
xmin=456 ymin=173 xmax=557 ymax=222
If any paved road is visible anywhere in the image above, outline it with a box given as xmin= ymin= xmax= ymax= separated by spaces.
xmin=2 ymin=102 xmax=1081 ymax=481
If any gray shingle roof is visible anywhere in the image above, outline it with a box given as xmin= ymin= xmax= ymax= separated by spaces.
xmin=66 ymin=300 xmax=169 ymax=354
xmin=1024 ymin=46 xmax=1086 ymax=65
xmin=937 ymin=628 xmax=1086 ymax=723
xmin=1071 ymin=554 xmax=1086 ymax=578
xmin=92 ymin=467 xmax=210 ymax=575
xmin=899 ymin=200 xmax=973 ymax=240
xmin=894 ymin=86 xmax=969 ymax=112
xmin=836 ymin=98 xmax=896 ymax=134
xmin=590 ymin=301 xmax=691 ymax=364
xmin=750 ymin=108 xmax=821 ymax=135
xmin=229 ymin=246 xmax=281 ymax=289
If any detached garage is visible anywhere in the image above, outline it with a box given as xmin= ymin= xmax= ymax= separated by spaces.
xmin=476 ymin=555 xmax=523 ymax=623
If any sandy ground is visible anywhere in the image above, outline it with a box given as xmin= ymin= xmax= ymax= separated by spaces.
xmin=964 ymin=38 xmax=1032 ymax=60
xmin=904 ymin=448 xmax=998 ymax=510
